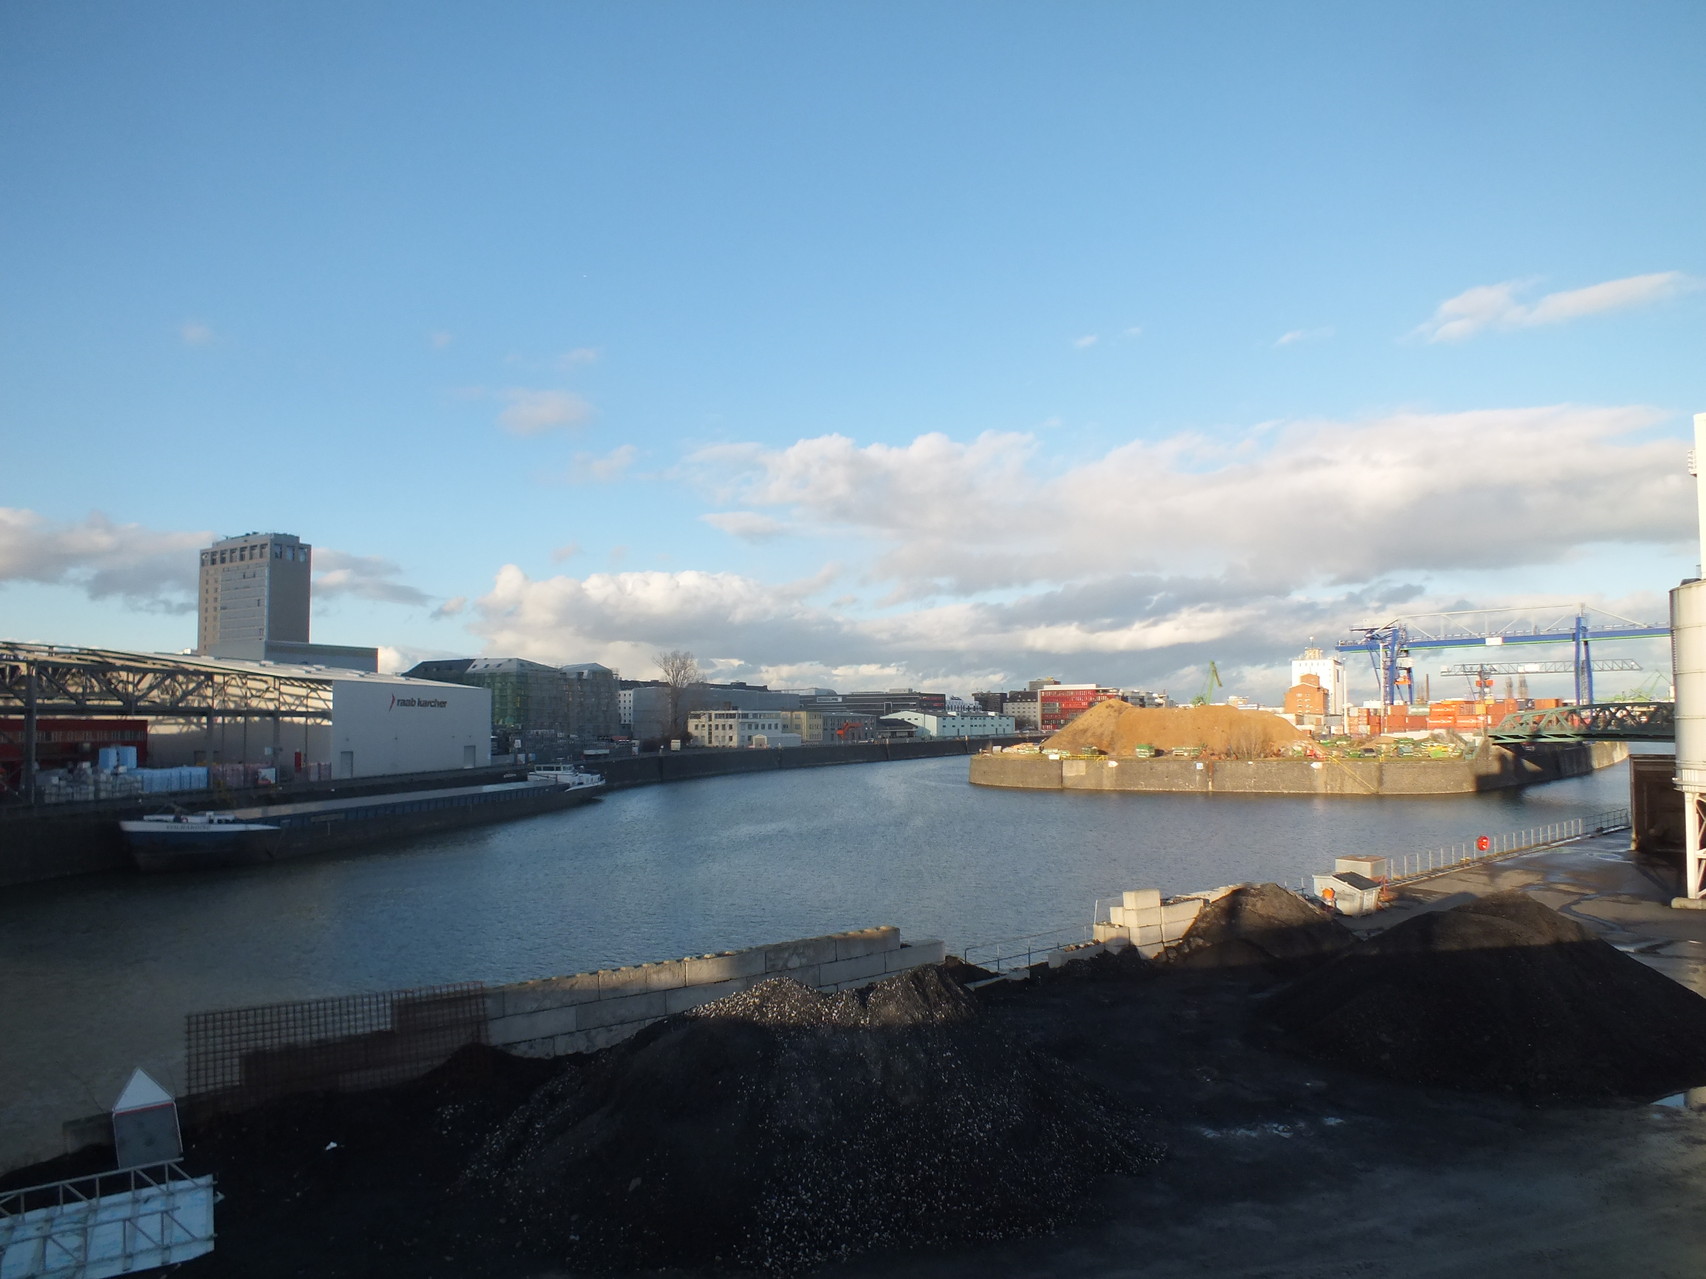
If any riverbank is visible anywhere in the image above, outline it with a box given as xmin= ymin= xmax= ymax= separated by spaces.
xmin=969 ymin=738 xmax=1627 ymax=795
xmin=8 ymin=829 xmax=1704 ymax=1278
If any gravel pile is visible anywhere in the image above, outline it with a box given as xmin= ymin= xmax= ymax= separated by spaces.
xmin=1169 ymin=883 xmax=1356 ymax=971
xmin=1260 ymin=891 xmax=1706 ymax=1100
xmin=463 ymin=965 xmax=1162 ymax=1274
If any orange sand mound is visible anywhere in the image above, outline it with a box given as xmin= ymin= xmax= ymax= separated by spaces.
xmin=1042 ymin=699 xmax=1305 ymax=758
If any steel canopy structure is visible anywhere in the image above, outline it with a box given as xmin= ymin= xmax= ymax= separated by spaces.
xmin=1 ymin=642 xmax=338 ymax=802
xmin=1337 ymin=605 xmax=1670 ymax=707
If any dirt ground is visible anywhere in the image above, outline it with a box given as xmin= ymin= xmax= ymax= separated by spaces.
xmin=1042 ymin=701 xmax=1305 ymax=758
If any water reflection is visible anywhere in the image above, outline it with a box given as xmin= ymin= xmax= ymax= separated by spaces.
xmin=0 ymin=755 xmax=1635 ymax=1167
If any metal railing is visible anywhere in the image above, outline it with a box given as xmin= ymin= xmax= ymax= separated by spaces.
xmin=0 ymin=1160 xmax=213 ymax=1275
xmin=1351 ymin=805 xmax=1632 ymax=887
xmin=959 ymin=923 xmax=1094 ymax=974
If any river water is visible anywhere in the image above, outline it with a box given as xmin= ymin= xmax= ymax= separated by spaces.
xmin=0 ymin=754 xmax=1635 ymax=1167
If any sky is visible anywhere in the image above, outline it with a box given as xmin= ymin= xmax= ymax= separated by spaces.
xmin=2 ymin=1 xmax=1702 ymax=704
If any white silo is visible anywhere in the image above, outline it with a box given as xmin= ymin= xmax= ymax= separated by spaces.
xmin=1670 ymin=411 xmax=1706 ymax=900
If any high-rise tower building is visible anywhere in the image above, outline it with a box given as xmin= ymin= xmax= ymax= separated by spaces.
xmin=197 ymin=532 xmax=312 ymax=652
xmin=195 ymin=531 xmax=377 ymax=671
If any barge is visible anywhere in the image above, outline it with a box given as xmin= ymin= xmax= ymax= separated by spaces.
xmin=119 ymin=769 xmax=605 ymax=871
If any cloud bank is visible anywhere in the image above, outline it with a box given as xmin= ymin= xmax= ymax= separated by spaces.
xmin=468 ymin=403 xmax=1691 ymax=696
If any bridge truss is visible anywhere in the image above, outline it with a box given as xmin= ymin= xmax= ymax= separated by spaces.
xmin=1485 ymin=701 xmax=1675 ymax=743
xmin=1338 ymin=605 xmax=1670 ymax=707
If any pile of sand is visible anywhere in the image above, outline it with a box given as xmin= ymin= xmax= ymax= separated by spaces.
xmin=1168 ymin=883 xmax=1357 ymax=970
xmin=462 ymin=966 xmax=1162 ymax=1274
xmin=1043 ymin=700 xmax=1306 ymax=758
xmin=1260 ymin=892 xmax=1706 ymax=1100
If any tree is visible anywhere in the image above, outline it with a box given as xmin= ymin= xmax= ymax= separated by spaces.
xmin=654 ymin=649 xmax=702 ymax=744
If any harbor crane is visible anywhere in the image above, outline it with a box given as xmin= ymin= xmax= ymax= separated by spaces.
xmin=1191 ymin=661 xmax=1223 ymax=706
xmin=1338 ymin=605 xmax=1669 ymax=708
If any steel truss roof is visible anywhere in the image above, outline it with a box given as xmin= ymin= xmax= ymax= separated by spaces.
xmin=0 ymin=643 xmax=334 ymax=722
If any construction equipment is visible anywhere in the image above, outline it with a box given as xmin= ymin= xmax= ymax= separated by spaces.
xmin=1191 ymin=662 xmax=1223 ymax=706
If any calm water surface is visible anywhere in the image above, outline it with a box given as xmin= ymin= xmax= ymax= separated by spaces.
xmin=0 ymin=755 xmax=1632 ymax=1164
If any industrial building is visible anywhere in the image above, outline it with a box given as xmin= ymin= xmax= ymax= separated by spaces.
xmin=1 ymin=643 xmax=490 ymax=796
xmin=1290 ymin=646 xmax=1349 ymax=715
xmin=621 ymin=679 xmax=805 ymax=743
xmin=562 ymin=662 xmax=621 ymax=739
xmin=887 ymin=710 xmax=1017 ymax=739
xmin=140 ymin=661 xmax=491 ymax=780
xmin=776 ymin=708 xmax=877 ymax=743
xmin=823 ymin=690 xmax=949 ymax=719
xmin=686 ymin=710 xmax=801 ymax=748
xmin=195 ymin=531 xmax=377 ymax=671
xmin=1035 ymin=683 xmax=1121 ymax=731
xmin=404 ymin=657 xmax=572 ymax=752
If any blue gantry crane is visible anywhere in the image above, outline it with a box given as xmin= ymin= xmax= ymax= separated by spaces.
xmin=1336 ymin=605 xmax=1670 ymax=707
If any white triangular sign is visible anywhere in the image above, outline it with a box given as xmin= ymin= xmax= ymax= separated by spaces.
xmin=113 ymin=1067 xmax=173 ymax=1112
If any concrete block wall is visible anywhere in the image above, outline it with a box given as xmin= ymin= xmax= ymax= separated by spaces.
xmin=1091 ymin=884 xmax=1244 ymax=956
xmin=485 ymin=925 xmax=947 ymax=1058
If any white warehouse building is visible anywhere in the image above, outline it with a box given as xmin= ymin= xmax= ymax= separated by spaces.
xmin=889 ymin=710 xmax=1016 ymax=740
xmin=142 ymin=658 xmax=493 ymax=780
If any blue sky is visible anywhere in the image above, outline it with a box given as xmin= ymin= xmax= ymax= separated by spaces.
xmin=3 ymin=1 xmax=1702 ymax=701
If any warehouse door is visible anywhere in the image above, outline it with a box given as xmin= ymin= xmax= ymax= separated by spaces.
xmin=338 ymin=750 xmax=355 ymax=779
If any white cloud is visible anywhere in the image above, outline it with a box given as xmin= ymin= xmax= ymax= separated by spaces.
xmin=430 ymin=595 xmax=468 ymax=620
xmin=1123 ymin=326 xmax=1143 ymax=339
xmin=701 ymin=511 xmax=788 ymax=541
xmin=685 ymin=405 xmax=1689 ymax=603
xmin=1414 ymin=272 xmax=1693 ymax=342
xmin=557 ymin=347 xmax=601 ymax=368
xmin=564 ymin=444 xmax=636 ymax=484
xmin=498 ymin=389 xmax=596 ymax=435
xmin=1275 ymin=326 xmax=1334 ymax=347
xmin=429 ymin=331 xmax=453 ymax=350
xmin=179 ymin=321 xmax=215 ymax=347
xmin=0 ymin=509 xmax=209 ymax=612
xmin=313 ymin=550 xmax=434 ymax=607
xmin=1073 ymin=334 xmax=1100 ymax=348
xmin=476 ymin=399 xmax=1688 ymax=694
xmin=550 ymin=543 xmax=582 ymax=563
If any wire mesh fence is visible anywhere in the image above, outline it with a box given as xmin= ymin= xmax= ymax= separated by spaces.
xmin=183 ymin=982 xmax=488 ymax=1115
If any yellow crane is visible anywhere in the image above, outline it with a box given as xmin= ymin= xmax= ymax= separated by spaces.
xmin=1191 ymin=661 xmax=1223 ymax=706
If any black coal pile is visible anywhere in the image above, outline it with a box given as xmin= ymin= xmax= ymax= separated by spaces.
xmin=1167 ymin=883 xmax=1355 ymax=971
xmin=463 ymin=965 xmax=1162 ymax=1274
xmin=1260 ymin=891 xmax=1706 ymax=1101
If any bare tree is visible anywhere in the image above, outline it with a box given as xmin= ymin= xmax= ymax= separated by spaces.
xmin=654 ymin=649 xmax=702 ymax=744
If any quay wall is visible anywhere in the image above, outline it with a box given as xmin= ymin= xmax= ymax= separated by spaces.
xmin=591 ymin=735 xmax=1025 ymax=791
xmin=967 ymin=740 xmax=1627 ymax=796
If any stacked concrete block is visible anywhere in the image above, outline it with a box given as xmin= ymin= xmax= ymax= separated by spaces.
xmin=484 ymin=925 xmax=944 ymax=1058
xmin=1093 ymin=887 xmax=1207 ymax=956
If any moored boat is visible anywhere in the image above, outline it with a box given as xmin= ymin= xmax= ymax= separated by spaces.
xmin=119 ymin=773 xmax=605 ymax=872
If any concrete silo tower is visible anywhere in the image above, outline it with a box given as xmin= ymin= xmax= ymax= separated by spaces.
xmin=1670 ymin=412 xmax=1706 ymax=901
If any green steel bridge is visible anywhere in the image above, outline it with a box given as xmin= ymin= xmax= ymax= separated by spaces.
xmin=1485 ymin=702 xmax=1675 ymax=743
